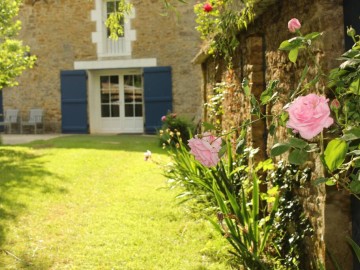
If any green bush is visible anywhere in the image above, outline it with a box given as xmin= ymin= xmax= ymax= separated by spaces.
xmin=163 ymin=128 xmax=314 ymax=269
xmin=158 ymin=113 xmax=195 ymax=148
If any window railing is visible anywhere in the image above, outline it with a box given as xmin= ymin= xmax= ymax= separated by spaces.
xmin=105 ymin=37 xmax=128 ymax=56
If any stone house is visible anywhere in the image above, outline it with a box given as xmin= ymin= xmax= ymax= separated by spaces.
xmin=192 ymin=0 xmax=360 ymax=269
xmin=0 ymin=0 xmax=202 ymax=134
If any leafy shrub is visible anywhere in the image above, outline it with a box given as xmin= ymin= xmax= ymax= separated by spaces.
xmin=159 ymin=113 xmax=195 ymax=148
xmin=164 ymin=132 xmax=249 ymax=206
xmin=163 ymin=128 xmax=315 ymax=269
xmin=268 ymin=161 xmax=314 ymax=270
xmin=210 ymin=167 xmax=281 ymax=269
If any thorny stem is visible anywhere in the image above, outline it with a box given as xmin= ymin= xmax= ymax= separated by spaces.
xmin=306 ymin=48 xmax=327 ymax=96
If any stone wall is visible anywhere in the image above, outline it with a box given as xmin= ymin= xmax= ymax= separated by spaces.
xmin=3 ymin=0 xmax=202 ymax=132
xmin=4 ymin=0 xmax=96 ymax=132
xmin=131 ymin=0 xmax=202 ymax=121
xmin=200 ymin=0 xmax=352 ymax=268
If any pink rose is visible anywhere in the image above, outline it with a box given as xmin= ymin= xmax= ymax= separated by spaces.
xmin=203 ymin=2 xmax=213 ymax=12
xmin=161 ymin=115 xmax=166 ymax=122
xmin=288 ymin=18 xmax=301 ymax=33
xmin=286 ymin=94 xmax=334 ymax=140
xmin=188 ymin=132 xmax=222 ymax=167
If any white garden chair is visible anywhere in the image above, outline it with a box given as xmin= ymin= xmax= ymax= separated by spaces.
xmin=21 ymin=109 xmax=44 ymax=134
xmin=0 ymin=109 xmax=19 ymax=133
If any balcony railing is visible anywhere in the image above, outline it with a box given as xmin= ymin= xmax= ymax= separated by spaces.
xmin=105 ymin=38 xmax=128 ymax=56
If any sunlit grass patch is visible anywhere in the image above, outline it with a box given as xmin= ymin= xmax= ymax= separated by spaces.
xmin=0 ymin=135 xmax=229 ymax=269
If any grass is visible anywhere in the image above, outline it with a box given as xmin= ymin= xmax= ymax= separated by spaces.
xmin=0 ymin=135 xmax=229 ymax=269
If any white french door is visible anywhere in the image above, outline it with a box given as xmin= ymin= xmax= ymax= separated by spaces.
xmin=89 ymin=70 xmax=144 ymax=133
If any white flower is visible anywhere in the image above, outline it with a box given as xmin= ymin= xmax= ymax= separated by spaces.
xmin=144 ymin=150 xmax=152 ymax=161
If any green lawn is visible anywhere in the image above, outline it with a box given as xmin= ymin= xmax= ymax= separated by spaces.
xmin=0 ymin=135 xmax=229 ymax=270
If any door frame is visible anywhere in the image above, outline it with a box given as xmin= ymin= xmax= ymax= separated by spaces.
xmin=88 ymin=69 xmax=144 ymax=134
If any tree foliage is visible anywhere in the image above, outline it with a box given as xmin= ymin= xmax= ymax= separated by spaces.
xmin=105 ymin=0 xmax=133 ymax=40
xmin=0 ymin=0 xmax=36 ymax=90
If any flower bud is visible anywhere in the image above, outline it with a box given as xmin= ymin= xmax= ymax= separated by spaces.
xmin=330 ymin=99 xmax=341 ymax=111
xmin=203 ymin=2 xmax=213 ymax=13
xmin=347 ymin=26 xmax=356 ymax=38
xmin=343 ymin=103 xmax=350 ymax=113
xmin=288 ymin=18 xmax=301 ymax=33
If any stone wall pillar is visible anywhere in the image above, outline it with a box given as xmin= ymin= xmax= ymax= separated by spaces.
xmin=245 ymin=36 xmax=266 ymax=159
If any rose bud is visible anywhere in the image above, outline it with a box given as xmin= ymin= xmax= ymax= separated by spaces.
xmin=288 ymin=18 xmax=301 ymax=33
xmin=330 ymin=99 xmax=341 ymax=111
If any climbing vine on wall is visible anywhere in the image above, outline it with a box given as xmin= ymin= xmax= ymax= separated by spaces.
xmin=194 ymin=0 xmax=255 ymax=64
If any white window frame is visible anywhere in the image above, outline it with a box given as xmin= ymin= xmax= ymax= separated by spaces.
xmin=91 ymin=0 xmax=136 ymax=57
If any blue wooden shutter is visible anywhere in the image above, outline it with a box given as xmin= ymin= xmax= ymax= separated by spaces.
xmin=143 ymin=66 xmax=172 ymax=134
xmin=60 ymin=70 xmax=88 ymax=133
xmin=0 ymin=90 xmax=3 ymax=132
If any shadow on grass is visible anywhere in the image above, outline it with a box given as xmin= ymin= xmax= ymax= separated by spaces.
xmin=25 ymin=134 xmax=168 ymax=154
xmin=0 ymin=148 xmax=67 ymax=254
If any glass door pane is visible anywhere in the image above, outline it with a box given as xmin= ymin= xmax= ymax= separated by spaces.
xmin=100 ymin=75 xmax=120 ymax=117
xmin=124 ymin=74 xmax=143 ymax=117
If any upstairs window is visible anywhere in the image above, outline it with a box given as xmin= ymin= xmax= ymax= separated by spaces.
xmin=91 ymin=0 xmax=136 ymax=57
xmin=106 ymin=1 xmax=125 ymax=38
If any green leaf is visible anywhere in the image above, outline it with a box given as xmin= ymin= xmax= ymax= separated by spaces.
xmin=279 ymin=37 xmax=303 ymax=51
xmin=250 ymin=94 xmax=260 ymax=116
xmin=252 ymin=173 xmax=260 ymax=246
xmin=279 ymin=112 xmax=289 ymax=126
xmin=260 ymin=80 xmax=278 ymax=105
xmin=255 ymin=158 xmax=274 ymax=172
xmin=292 ymin=64 xmax=309 ymax=99
xmin=270 ymin=143 xmax=291 ymax=157
xmin=347 ymin=237 xmax=360 ymax=263
xmin=288 ymin=137 xmax=308 ymax=149
xmin=350 ymin=180 xmax=360 ymax=193
xmin=279 ymin=40 xmax=291 ymax=50
xmin=202 ymin=122 xmax=217 ymax=132
xmin=342 ymin=49 xmax=360 ymax=58
xmin=304 ymin=32 xmax=322 ymax=40
xmin=218 ymin=144 xmax=227 ymax=158
xmin=348 ymin=150 xmax=360 ymax=156
xmin=325 ymin=179 xmax=337 ymax=186
xmin=305 ymin=143 xmax=319 ymax=153
xmin=289 ymin=48 xmax=299 ymax=63
xmin=340 ymin=59 xmax=360 ymax=69
xmin=349 ymin=79 xmax=360 ymax=95
xmin=236 ymin=139 xmax=246 ymax=154
xmin=342 ymin=127 xmax=360 ymax=141
xmin=242 ymin=78 xmax=251 ymax=97
xmin=269 ymin=124 xmax=276 ymax=136
xmin=288 ymin=149 xmax=308 ymax=165
xmin=313 ymin=177 xmax=329 ymax=185
xmin=324 ymin=138 xmax=348 ymax=172
xmin=260 ymin=91 xmax=272 ymax=105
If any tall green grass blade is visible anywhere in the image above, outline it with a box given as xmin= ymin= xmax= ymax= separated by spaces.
xmin=252 ymin=172 xmax=260 ymax=254
xmin=347 ymin=237 xmax=360 ymax=263
xmin=260 ymin=192 xmax=280 ymax=252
